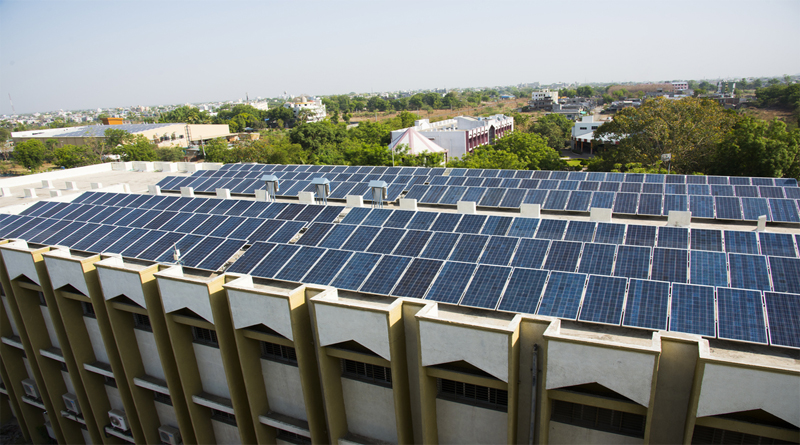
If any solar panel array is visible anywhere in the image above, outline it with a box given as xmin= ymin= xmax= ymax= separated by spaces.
xmin=1 ymin=191 xmax=343 ymax=271
xmin=154 ymin=164 xmax=800 ymax=221
xmin=221 ymin=203 xmax=800 ymax=350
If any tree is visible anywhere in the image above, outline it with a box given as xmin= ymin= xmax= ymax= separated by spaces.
xmin=113 ymin=135 xmax=158 ymax=161
xmin=531 ymin=114 xmax=573 ymax=150
xmin=289 ymin=121 xmax=346 ymax=153
xmin=53 ymin=144 xmax=99 ymax=168
xmin=155 ymin=146 xmax=185 ymax=162
xmin=349 ymin=121 xmax=391 ymax=146
xmin=576 ymin=86 xmax=594 ymax=97
xmin=711 ymin=117 xmax=800 ymax=180
xmin=491 ymin=131 xmax=567 ymax=170
xmin=559 ymin=88 xmax=577 ymax=98
xmin=203 ymin=138 xmax=230 ymax=163
xmin=264 ymin=106 xmax=295 ymax=129
xmin=447 ymin=148 xmax=526 ymax=170
xmin=594 ymin=97 xmax=739 ymax=173
xmin=13 ymin=139 xmax=47 ymax=170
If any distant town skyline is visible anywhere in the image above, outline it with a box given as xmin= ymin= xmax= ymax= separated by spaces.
xmin=1 ymin=0 xmax=799 ymax=115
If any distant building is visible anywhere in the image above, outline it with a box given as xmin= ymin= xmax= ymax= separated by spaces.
xmin=283 ymin=96 xmax=326 ymax=123
xmin=671 ymin=81 xmax=689 ymax=92
xmin=570 ymin=115 xmax=612 ymax=154
xmin=389 ymin=115 xmax=514 ymax=159
xmin=717 ymin=81 xmax=736 ymax=95
xmin=11 ymin=123 xmax=232 ymax=149
xmin=530 ymin=89 xmax=559 ymax=110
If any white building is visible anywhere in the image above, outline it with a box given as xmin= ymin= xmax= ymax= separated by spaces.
xmin=389 ymin=115 xmax=514 ymax=159
xmin=283 ymin=96 xmax=326 ymax=123
xmin=530 ymin=89 xmax=559 ymax=110
xmin=671 ymin=81 xmax=689 ymax=92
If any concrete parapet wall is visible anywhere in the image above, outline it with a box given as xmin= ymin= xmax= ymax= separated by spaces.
xmin=0 ymin=163 xmax=114 ymax=188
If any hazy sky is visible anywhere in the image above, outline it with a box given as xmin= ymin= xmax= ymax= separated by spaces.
xmin=1 ymin=0 xmax=799 ymax=115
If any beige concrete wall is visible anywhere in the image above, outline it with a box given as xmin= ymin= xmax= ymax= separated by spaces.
xmin=134 ymin=329 xmax=165 ymax=380
xmin=83 ymin=317 xmax=109 ymax=364
xmin=159 ymin=277 xmax=215 ymax=323
xmin=228 ymin=287 xmax=293 ymax=339
xmin=105 ymin=385 xmax=125 ymax=411
xmin=193 ymin=343 xmax=231 ymax=399
xmin=261 ymin=359 xmax=306 ymax=420
xmin=315 ymin=303 xmax=391 ymax=360
xmin=548 ymin=421 xmax=642 ymax=444
xmin=211 ymin=419 xmax=242 ymax=444
xmin=61 ymin=370 xmax=74 ymax=394
xmin=1 ymin=246 xmax=40 ymax=284
xmin=436 ymin=398 xmax=508 ymax=444
xmin=341 ymin=378 xmax=398 ymax=443
xmin=40 ymin=305 xmax=60 ymax=348
xmin=1 ymin=297 xmax=19 ymax=335
xmin=155 ymin=401 xmax=179 ymax=428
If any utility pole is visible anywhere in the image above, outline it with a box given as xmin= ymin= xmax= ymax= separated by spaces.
xmin=8 ymin=94 xmax=15 ymax=114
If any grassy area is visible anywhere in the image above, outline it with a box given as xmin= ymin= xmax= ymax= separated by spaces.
xmin=566 ymin=159 xmax=583 ymax=167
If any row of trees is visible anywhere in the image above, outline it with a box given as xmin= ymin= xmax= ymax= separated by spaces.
xmin=590 ymin=97 xmax=800 ymax=180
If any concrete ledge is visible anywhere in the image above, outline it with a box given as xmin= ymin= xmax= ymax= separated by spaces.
xmin=41 ymin=180 xmax=54 ymax=189
xmin=0 ymin=163 xmax=114 ymax=188
xmin=298 ymin=191 xmax=315 ymax=204
xmin=399 ymin=198 xmax=417 ymax=211
xmin=215 ymin=188 xmax=231 ymax=199
xmin=133 ymin=161 xmax=154 ymax=172
xmin=180 ymin=187 xmax=194 ymax=197
xmin=346 ymin=195 xmax=364 ymax=208
xmin=457 ymin=201 xmax=476 ymax=214
xmin=192 ymin=392 xmax=234 ymax=414
xmin=90 ymin=182 xmax=103 ymax=189
xmin=155 ymin=162 xmax=178 ymax=172
xmin=590 ymin=207 xmax=612 ymax=222
xmin=111 ymin=162 xmax=132 ymax=171
xmin=255 ymin=189 xmax=268 ymax=202
xmin=147 ymin=185 xmax=161 ymax=195
xmin=258 ymin=412 xmax=311 ymax=438
xmin=520 ymin=203 xmax=541 ymax=218
xmin=667 ymin=210 xmax=692 ymax=227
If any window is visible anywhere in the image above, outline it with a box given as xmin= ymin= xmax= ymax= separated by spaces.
xmin=437 ymin=378 xmax=508 ymax=411
xmin=261 ymin=341 xmax=297 ymax=365
xmin=153 ymin=392 xmax=172 ymax=406
xmin=550 ymin=400 xmax=645 ymax=438
xmin=341 ymin=359 xmax=392 ymax=387
xmin=82 ymin=302 xmax=96 ymax=318
xmin=192 ymin=327 xmax=218 ymax=347
xmin=133 ymin=313 xmax=152 ymax=332
xmin=38 ymin=291 xmax=47 ymax=306
xmin=276 ymin=429 xmax=311 ymax=444
xmin=210 ymin=409 xmax=236 ymax=426
xmin=104 ymin=376 xmax=117 ymax=388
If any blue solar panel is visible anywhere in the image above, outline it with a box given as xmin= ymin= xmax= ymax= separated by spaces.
xmin=425 ymin=262 xmax=477 ymax=304
xmin=460 ymin=265 xmax=512 ymax=309
xmin=578 ymin=243 xmax=617 ymax=276
xmin=665 ymin=184 xmax=686 ymax=195
xmin=478 ymin=188 xmax=506 ymax=207
xmin=735 ymin=185 xmax=759 ymax=197
xmin=481 ymin=216 xmax=513 ymax=236
xmin=510 ymin=238 xmax=550 ymax=269
xmin=768 ymin=256 xmax=800 ymax=294
xmin=507 ymin=217 xmax=539 ymax=238
xmin=80 ymin=226 xmax=133 ymax=253
xmin=193 ymin=215 xmax=229 ymax=236
xmin=55 ymin=223 xmax=104 ymax=248
xmin=763 ymin=292 xmax=800 ymax=349
xmin=579 ymin=181 xmax=599 ymax=191
xmin=249 ymin=244 xmax=302 ymax=278
xmin=523 ymin=189 xmax=549 ymax=205
xmin=391 ymin=258 xmax=444 ymax=299
xmin=728 ymin=253 xmax=772 ymax=291
xmin=330 ymin=252 xmax=381 ymax=291
xmin=301 ymin=249 xmax=353 ymax=285
xmin=496 ymin=268 xmax=549 ymax=314
xmin=420 ymin=232 xmax=461 ymax=260
xmin=669 ymin=283 xmax=716 ymax=337
xmin=563 ymin=221 xmax=596 ymax=243
xmin=599 ymin=181 xmax=620 ymax=192
xmin=579 ymin=275 xmax=627 ymax=325
xmin=342 ymin=226 xmax=381 ymax=251
xmin=430 ymin=213 xmax=463 ymax=232
xmin=717 ymin=287 xmax=767 ymax=344
xmin=565 ymin=191 xmax=592 ymax=212
xmin=741 ymin=197 xmax=771 ymax=221
xmin=651 ymin=248 xmax=688 ymax=283
xmin=715 ymin=197 xmax=743 ymax=220
xmin=689 ymin=250 xmax=729 ymax=287
xmin=421 ymin=186 xmax=449 ymax=204
xmin=461 ymin=187 xmax=486 ymax=203
xmin=590 ymin=191 xmax=615 ymax=209
xmin=406 ymin=212 xmax=437 ymax=231
xmin=637 ymin=194 xmax=662 ymax=216
xmin=535 ymin=272 xmax=587 ymax=319
xmin=268 ymin=221 xmax=306 ymax=243
xmin=296 ymin=223 xmax=335 ymax=246
xmin=449 ymin=234 xmax=489 ymax=263
xmin=275 ymin=246 xmax=326 ymax=282
xmin=724 ymin=230 xmax=759 ymax=254
xmin=223 ymin=242 xmax=276 ymax=274
xmin=500 ymin=189 xmax=527 ymax=208
xmin=173 ymin=213 xmax=210 ymax=234
xmin=620 ymin=182 xmax=641 ymax=193
xmin=661 ymin=194 xmax=687 ymax=215
xmin=361 ymin=209 xmax=394 ymax=226
xmin=367 ymin=228 xmax=407 ymax=254
xmin=688 ymin=184 xmax=710 ymax=195
xmin=594 ymin=223 xmax=625 ymax=245
xmin=623 ymin=279 xmax=670 ymax=330
xmin=626 ymin=225 xmax=656 ymax=247
xmin=689 ymin=195 xmax=715 ymax=218
xmin=392 ymin=230 xmax=432 ymax=257
xmin=247 ymin=219 xmax=286 ymax=243
xmin=614 ymin=245 xmax=651 ymax=279
xmin=543 ymin=190 xmax=569 ymax=211
xmin=657 ymin=227 xmax=689 ymax=249
xmin=383 ymin=210 xmax=415 ymax=229
xmin=535 ymin=219 xmax=567 ymax=241
xmin=690 ymin=229 xmax=723 ymax=252
xmin=340 ymin=207 xmax=371 ymax=225
xmin=768 ymin=199 xmax=800 ymax=223
xmin=438 ymin=186 xmax=467 ymax=205
xmin=455 ymin=214 xmax=487 ymax=234
xmin=758 ymin=232 xmax=797 ymax=258
xmin=543 ymin=241 xmax=582 ymax=272
xmin=479 ymin=236 xmax=519 ymax=266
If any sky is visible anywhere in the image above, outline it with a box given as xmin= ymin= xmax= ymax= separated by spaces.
xmin=1 ymin=0 xmax=799 ymax=115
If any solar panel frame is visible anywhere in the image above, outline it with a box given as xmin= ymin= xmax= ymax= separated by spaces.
xmin=424 ymin=261 xmax=477 ymax=304
xmin=496 ymin=268 xmax=549 ymax=314
xmin=728 ymin=253 xmax=772 ymax=291
xmin=577 ymin=243 xmax=617 ymax=276
xmin=459 ymin=265 xmax=512 ymax=309
xmin=623 ymin=279 xmax=670 ymax=330
xmin=536 ymin=272 xmax=587 ymax=319
xmin=763 ymin=292 xmax=800 ymax=349
xmin=390 ymin=258 xmax=444 ymax=299
xmin=579 ymin=275 xmax=628 ymax=326
xmin=717 ymin=287 xmax=768 ymax=344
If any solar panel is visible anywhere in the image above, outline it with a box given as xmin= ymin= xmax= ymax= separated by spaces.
xmin=661 ymin=194 xmax=687 ymax=215
xmin=119 ymin=230 xmax=169 ymax=258
xmin=508 ymin=238 xmax=549 ymax=269
xmin=715 ymin=197 xmax=743 ymax=220
xmin=192 ymin=215 xmax=229 ymax=236
xmin=507 ymin=217 xmax=539 ymax=238
xmin=318 ymin=224 xmax=358 ymax=249
xmin=268 ymin=221 xmax=306 ymax=244
xmin=543 ymin=190 xmax=569 ymax=211
xmin=669 ymin=283 xmax=716 ymax=337
xmin=728 ymin=253 xmax=772 ymax=291
xmin=535 ymin=219 xmax=567 ymax=240
xmin=578 ymin=243 xmax=617 ymax=276
xmin=455 ymin=214 xmax=487 ymax=234
xmin=296 ymin=223 xmax=335 ymax=246
xmin=449 ymin=234 xmax=489 ymax=263
xmin=102 ymin=228 xmax=149 ymax=255
xmin=55 ymin=223 xmax=104 ymax=248
xmin=249 ymin=244 xmax=302 ymax=278
xmin=424 ymin=262 xmax=477 ymax=304
xmin=523 ymin=189 xmax=549 ymax=205
xmin=763 ymin=292 xmax=800 ymax=349
xmin=481 ymin=216 xmax=513 ymax=236
xmin=768 ymin=199 xmax=800 ymax=223
xmin=462 ymin=186 xmax=487 ymax=202
xmin=620 ymin=182 xmax=641 ymax=193
xmin=81 ymin=226 xmax=134 ymax=253
xmin=430 ymin=213 xmax=463 ymax=232
xmin=758 ymin=232 xmax=797 ymax=258
xmin=724 ymin=230 xmax=759 ymax=254
xmin=735 ymin=185 xmax=759 ymax=197
xmin=599 ymin=181 xmax=620 ymax=192
xmin=665 ymin=184 xmax=686 ymax=195
xmin=340 ymin=207 xmax=371 ymax=225
xmin=391 ymin=258 xmax=444 ymax=299
xmin=623 ymin=279 xmax=670 ymax=330
xmin=741 ymin=197 xmax=771 ymax=221
xmin=625 ymin=225 xmax=656 ymax=247
xmin=689 ymin=195 xmax=715 ymax=219
xmin=563 ymin=221 xmax=596 ymax=243
xmin=579 ymin=275 xmax=628 ymax=325
xmin=657 ymin=227 xmax=689 ymax=249
xmin=329 ymin=252 xmax=382 ymax=291
xmin=406 ymin=212 xmax=437 ymax=231
xmin=717 ymin=287 xmax=767 ymax=344
xmin=496 ymin=268 xmax=549 ymax=314
xmin=274 ymin=246 xmax=326 ymax=282
xmin=689 ymin=250 xmax=729 ymax=287
xmin=543 ymin=241 xmax=582 ymax=272
xmin=594 ymin=223 xmax=625 ymax=245
xmin=579 ymin=181 xmax=600 ymax=191
xmin=420 ymin=232 xmax=461 ymax=260
xmin=478 ymin=188 xmax=506 ymax=207
xmin=479 ymin=236 xmax=519 ymax=266
xmin=384 ymin=210 xmax=415 ymax=229
xmin=590 ymin=191 xmax=615 ymax=209
xmin=342 ymin=226 xmax=382 ymax=251
xmin=460 ymin=265 xmax=512 ymax=309
xmin=650 ymin=248 xmax=688 ymax=283
xmin=614 ymin=245 xmax=651 ymax=279
xmin=688 ymin=184 xmax=710 ymax=196
xmin=690 ymin=229 xmax=723 ymax=252
xmin=565 ymin=191 xmax=592 ymax=212
xmin=535 ymin=272 xmax=587 ymax=319
xmin=367 ymin=228 xmax=407 ymax=254
xmin=768 ymin=256 xmax=800 ymax=294
xmin=404 ymin=185 xmax=429 ymax=201
xmin=500 ymin=189 xmax=527 ymax=208
xmin=438 ymin=186 xmax=467 ymax=205
xmin=637 ymin=194 xmax=662 ymax=216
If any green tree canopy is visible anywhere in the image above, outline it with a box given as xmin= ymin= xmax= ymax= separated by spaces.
xmin=711 ymin=117 xmax=800 ymax=179
xmin=53 ymin=144 xmax=100 ymax=168
xmin=113 ymin=135 xmax=158 ymax=161
xmin=13 ymin=139 xmax=47 ymax=170
xmin=531 ymin=114 xmax=573 ymax=150
xmin=491 ymin=131 xmax=566 ymax=170
xmin=447 ymin=148 xmax=526 ymax=170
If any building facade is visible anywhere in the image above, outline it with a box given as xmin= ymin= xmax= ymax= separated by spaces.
xmin=389 ymin=115 xmax=514 ymax=159
xmin=11 ymin=124 xmax=232 ymax=149
xmin=283 ymin=97 xmax=326 ymax=123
